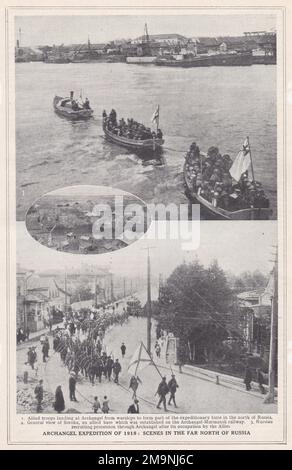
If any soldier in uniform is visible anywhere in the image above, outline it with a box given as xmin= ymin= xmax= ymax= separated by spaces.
xmin=69 ymin=373 xmax=78 ymax=401
xmin=128 ymin=398 xmax=140 ymax=414
xmin=168 ymin=374 xmax=179 ymax=408
xmin=156 ymin=376 xmax=169 ymax=411
xmin=113 ymin=359 xmax=122 ymax=384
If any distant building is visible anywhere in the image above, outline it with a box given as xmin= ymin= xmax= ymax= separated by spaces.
xmin=237 ymin=285 xmax=272 ymax=359
xmin=191 ymin=32 xmax=276 ymax=57
xmin=131 ymin=33 xmax=188 ymax=45
xmin=15 ymin=46 xmax=43 ymax=62
xmin=17 ymin=269 xmax=48 ymax=332
xmin=16 ymin=267 xmax=71 ymax=332
xmin=191 ymin=37 xmax=220 ymax=54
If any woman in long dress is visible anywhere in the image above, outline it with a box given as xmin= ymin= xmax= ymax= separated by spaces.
xmin=54 ymin=385 xmax=65 ymax=413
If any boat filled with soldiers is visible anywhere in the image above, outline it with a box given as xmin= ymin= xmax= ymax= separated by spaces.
xmin=183 ymin=140 xmax=272 ymax=220
xmin=53 ymin=91 xmax=93 ymax=120
xmin=102 ymin=108 xmax=164 ymax=154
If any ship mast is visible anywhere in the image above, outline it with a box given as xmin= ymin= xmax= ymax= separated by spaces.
xmin=144 ymin=23 xmax=150 ymax=44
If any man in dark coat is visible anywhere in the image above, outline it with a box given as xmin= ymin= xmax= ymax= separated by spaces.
xmin=95 ymin=358 xmax=103 ymax=384
xmin=53 ymin=335 xmax=60 ymax=352
xmin=28 ymin=347 xmax=37 ymax=369
xmin=257 ymin=368 xmax=266 ymax=394
xmin=106 ymin=356 xmax=114 ymax=381
xmin=156 ymin=376 xmax=169 ymax=411
xmin=127 ymin=399 xmax=139 ymax=414
xmin=168 ymin=374 xmax=179 ymax=407
xmin=44 ymin=336 xmax=50 ymax=359
xmin=129 ymin=375 xmax=142 ymax=399
xmin=113 ymin=359 xmax=122 ymax=384
xmin=42 ymin=341 xmax=49 ymax=363
xmin=121 ymin=342 xmax=126 ymax=358
xmin=69 ymin=373 xmax=78 ymax=401
xmin=69 ymin=321 xmax=75 ymax=337
xmin=244 ymin=365 xmax=253 ymax=391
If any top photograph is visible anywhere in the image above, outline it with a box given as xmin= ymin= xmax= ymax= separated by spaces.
xmin=15 ymin=13 xmax=278 ymax=221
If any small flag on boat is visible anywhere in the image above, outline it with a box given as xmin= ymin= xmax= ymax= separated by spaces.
xmin=128 ymin=342 xmax=152 ymax=376
xmin=229 ymin=137 xmax=251 ymax=181
xmin=151 ymin=105 xmax=159 ymax=124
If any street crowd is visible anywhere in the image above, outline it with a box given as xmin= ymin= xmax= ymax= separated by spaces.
xmin=20 ymin=300 xmax=186 ymax=415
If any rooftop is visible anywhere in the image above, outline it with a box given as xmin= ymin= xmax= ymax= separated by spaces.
xmin=135 ymin=33 xmax=188 ymax=41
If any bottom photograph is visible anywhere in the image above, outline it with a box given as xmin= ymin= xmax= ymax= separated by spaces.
xmin=16 ymin=221 xmax=278 ymax=415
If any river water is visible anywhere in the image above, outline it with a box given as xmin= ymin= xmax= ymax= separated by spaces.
xmin=16 ymin=62 xmax=277 ymax=220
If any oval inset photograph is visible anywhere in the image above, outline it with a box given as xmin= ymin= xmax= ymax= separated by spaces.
xmin=25 ymin=185 xmax=151 ymax=254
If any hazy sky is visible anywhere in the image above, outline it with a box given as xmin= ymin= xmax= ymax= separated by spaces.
xmin=15 ymin=14 xmax=277 ymax=47
xmin=17 ymin=221 xmax=277 ymax=278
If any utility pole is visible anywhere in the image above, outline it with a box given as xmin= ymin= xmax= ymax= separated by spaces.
xmin=110 ymin=273 xmax=114 ymax=302
xmin=147 ymin=248 xmax=152 ymax=353
xmin=64 ymin=272 xmax=67 ymax=315
xmin=94 ymin=275 xmax=98 ymax=308
xmin=264 ymin=247 xmax=278 ymax=404
xmin=158 ymin=273 xmax=163 ymax=301
xmin=23 ymin=271 xmax=34 ymax=331
xmin=142 ymin=246 xmax=155 ymax=354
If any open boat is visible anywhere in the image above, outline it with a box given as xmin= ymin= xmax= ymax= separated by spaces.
xmin=183 ymin=140 xmax=272 ymax=221
xmin=103 ymin=122 xmax=164 ymax=152
xmin=53 ymin=95 xmax=93 ymax=120
xmin=102 ymin=106 xmax=164 ymax=154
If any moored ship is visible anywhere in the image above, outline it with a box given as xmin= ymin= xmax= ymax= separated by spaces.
xmin=156 ymin=51 xmax=253 ymax=67
xmin=126 ymin=23 xmax=157 ymax=65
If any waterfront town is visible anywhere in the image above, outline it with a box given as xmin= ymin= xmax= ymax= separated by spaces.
xmin=25 ymin=190 xmax=149 ymax=254
xmin=15 ymin=28 xmax=276 ymax=65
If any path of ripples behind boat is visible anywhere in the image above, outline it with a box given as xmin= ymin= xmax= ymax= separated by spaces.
xmin=16 ymin=62 xmax=277 ymax=220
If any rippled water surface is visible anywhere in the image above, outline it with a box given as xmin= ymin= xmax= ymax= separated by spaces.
xmin=16 ymin=62 xmax=277 ymax=220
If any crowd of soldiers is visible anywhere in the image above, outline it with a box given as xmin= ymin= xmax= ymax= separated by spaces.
xmin=52 ymin=305 xmax=129 ymax=387
xmin=103 ymin=109 xmax=163 ymax=141
xmin=21 ymin=302 xmax=185 ymax=414
xmin=185 ymin=142 xmax=270 ymax=211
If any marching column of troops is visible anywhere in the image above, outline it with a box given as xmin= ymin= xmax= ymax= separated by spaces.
xmin=52 ymin=306 xmax=128 ymax=387
xmin=28 ymin=304 xmax=129 ymax=413
xmin=27 ymin=307 xmax=182 ymax=414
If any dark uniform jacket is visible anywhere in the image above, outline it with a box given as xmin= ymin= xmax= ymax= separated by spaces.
xmin=157 ymin=381 xmax=169 ymax=397
xmin=128 ymin=404 xmax=139 ymax=414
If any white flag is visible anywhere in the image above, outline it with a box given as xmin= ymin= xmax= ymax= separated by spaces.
xmin=229 ymin=138 xmax=251 ymax=181
xmin=128 ymin=342 xmax=152 ymax=376
xmin=151 ymin=105 xmax=159 ymax=124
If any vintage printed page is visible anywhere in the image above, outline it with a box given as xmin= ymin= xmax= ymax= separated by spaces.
xmin=0 ymin=0 xmax=291 ymax=450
